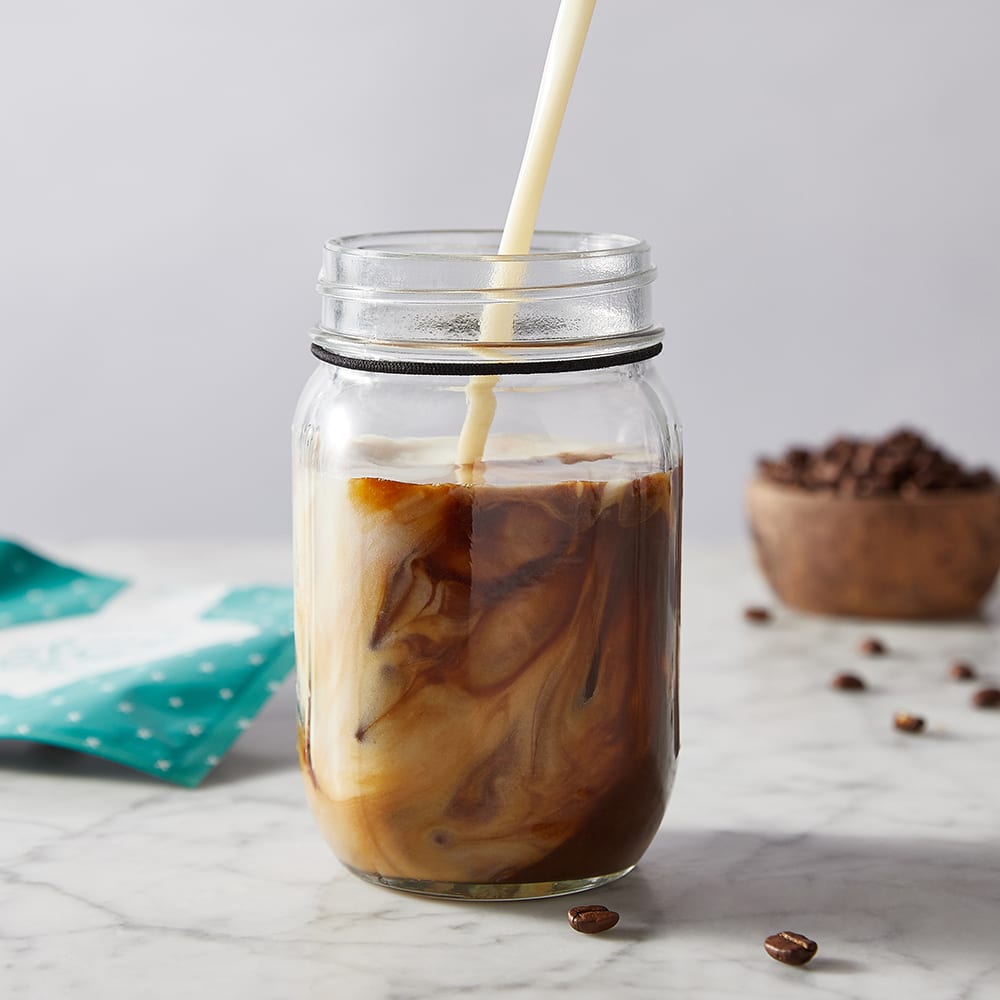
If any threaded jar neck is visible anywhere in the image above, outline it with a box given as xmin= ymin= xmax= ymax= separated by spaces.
xmin=314 ymin=230 xmax=660 ymax=368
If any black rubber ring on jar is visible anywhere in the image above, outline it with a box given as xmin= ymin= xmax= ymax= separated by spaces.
xmin=310 ymin=341 xmax=662 ymax=376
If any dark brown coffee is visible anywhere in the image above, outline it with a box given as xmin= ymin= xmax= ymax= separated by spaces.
xmin=297 ymin=465 xmax=681 ymax=889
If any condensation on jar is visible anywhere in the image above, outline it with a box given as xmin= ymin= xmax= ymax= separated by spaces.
xmin=292 ymin=231 xmax=683 ymax=900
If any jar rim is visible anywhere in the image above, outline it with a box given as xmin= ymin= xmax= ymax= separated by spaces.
xmin=316 ymin=229 xmax=659 ymax=364
xmin=324 ymin=230 xmax=649 ymax=264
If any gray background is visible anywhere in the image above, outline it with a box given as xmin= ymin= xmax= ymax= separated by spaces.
xmin=2 ymin=0 xmax=997 ymax=542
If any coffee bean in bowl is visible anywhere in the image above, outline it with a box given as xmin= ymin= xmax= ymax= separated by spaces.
xmin=747 ymin=429 xmax=1000 ymax=619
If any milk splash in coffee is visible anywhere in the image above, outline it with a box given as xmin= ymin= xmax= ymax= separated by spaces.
xmin=296 ymin=437 xmax=680 ymax=889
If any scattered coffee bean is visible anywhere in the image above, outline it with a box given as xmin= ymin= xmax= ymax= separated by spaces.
xmin=893 ymin=712 xmax=925 ymax=733
xmin=568 ymin=904 xmax=620 ymax=934
xmin=832 ymin=673 xmax=866 ymax=691
xmin=972 ymin=687 xmax=1000 ymax=709
xmin=763 ymin=931 xmax=818 ymax=966
xmin=860 ymin=637 xmax=887 ymax=656
xmin=949 ymin=661 xmax=977 ymax=681
xmin=744 ymin=606 xmax=772 ymax=623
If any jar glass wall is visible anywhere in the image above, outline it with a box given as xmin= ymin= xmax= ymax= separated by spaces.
xmin=293 ymin=232 xmax=682 ymax=899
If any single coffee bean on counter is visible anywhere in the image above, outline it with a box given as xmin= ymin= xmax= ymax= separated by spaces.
xmin=859 ymin=637 xmax=887 ymax=656
xmin=744 ymin=606 xmax=773 ymax=623
xmin=893 ymin=712 xmax=925 ymax=733
xmin=949 ymin=661 xmax=978 ymax=681
xmin=832 ymin=673 xmax=866 ymax=691
xmin=972 ymin=687 xmax=1000 ymax=709
xmin=568 ymin=904 xmax=620 ymax=935
xmin=763 ymin=931 xmax=818 ymax=966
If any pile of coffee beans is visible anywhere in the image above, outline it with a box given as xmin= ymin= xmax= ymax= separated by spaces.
xmin=757 ymin=428 xmax=995 ymax=498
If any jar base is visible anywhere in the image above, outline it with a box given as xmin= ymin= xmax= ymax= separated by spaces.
xmin=345 ymin=864 xmax=636 ymax=901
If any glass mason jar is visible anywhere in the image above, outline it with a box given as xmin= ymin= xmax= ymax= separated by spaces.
xmin=292 ymin=231 xmax=682 ymax=900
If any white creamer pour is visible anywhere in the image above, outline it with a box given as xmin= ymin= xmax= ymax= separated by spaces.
xmin=456 ymin=0 xmax=597 ymax=478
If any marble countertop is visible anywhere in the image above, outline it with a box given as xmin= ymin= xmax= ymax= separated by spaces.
xmin=3 ymin=541 xmax=999 ymax=1000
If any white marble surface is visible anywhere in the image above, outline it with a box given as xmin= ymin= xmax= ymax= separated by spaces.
xmin=2 ymin=540 xmax=999 ymax=1000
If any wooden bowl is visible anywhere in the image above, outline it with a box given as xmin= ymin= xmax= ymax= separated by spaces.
xmin=746 ymin=480 xmax=1000 ymax=619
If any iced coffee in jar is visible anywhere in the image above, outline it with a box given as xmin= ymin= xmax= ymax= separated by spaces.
xmin=292 ymin=230 xmax=682 ymax=899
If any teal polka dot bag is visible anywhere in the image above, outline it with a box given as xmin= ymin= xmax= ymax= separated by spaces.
xmin=0 ymin=540 xmax=295 ymax=786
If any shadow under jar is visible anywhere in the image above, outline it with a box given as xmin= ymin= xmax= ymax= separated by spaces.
xmin=292 ymin=231 xmax=683 ymax=899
